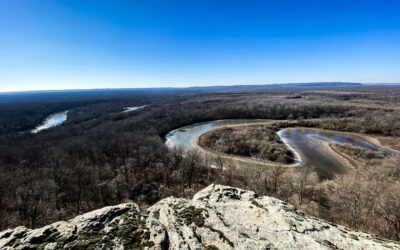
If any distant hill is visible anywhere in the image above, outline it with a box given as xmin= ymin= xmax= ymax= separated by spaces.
xmin=187 ymin=82 xmax=364 ymax=90
xmin=0 ymin=82 xmax=366 ymax=96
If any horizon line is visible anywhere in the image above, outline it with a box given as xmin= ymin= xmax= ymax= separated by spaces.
xmin=1 ymin=82 xmax=400 ymax=95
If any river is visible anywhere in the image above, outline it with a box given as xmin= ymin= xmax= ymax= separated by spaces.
xmin=122 ymin=105 xmax=148 ymax=113
xmin=277 ymin=127 xmax=387 ymax=177
xmin=31 ymin=111 xmax=69 ymax=133
xmin=165 ymin=120 xmax=392 ymax=178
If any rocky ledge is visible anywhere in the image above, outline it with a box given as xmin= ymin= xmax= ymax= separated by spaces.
xmin=1 ymin=184 xmax=399 ymax=250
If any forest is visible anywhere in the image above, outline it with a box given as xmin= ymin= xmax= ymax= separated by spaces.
xmin=0 ymin=85 xmax=399 ymax=240
xmin=198 ymin=125 xmax=294 ymax=164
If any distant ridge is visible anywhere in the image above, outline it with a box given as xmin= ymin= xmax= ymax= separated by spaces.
xmin=5 ymin=82 xmax=400 ymax=95
xmin=0 ymin=82 xmax=370 ymax=95
xmin=187 ymin=82 xmax=364 ymax=90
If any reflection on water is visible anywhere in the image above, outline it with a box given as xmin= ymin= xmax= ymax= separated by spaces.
xmin=166 ymin=122 xmax=214 ymax=150
xmin=31 ymin=111 xmax=68 ymax=134
xmin=165 ymin=119 xmax=268 ymax=150
xmin=122 ymin=105 xmax=148 ymax=113
xmin=166 ymin=120 xmax=392 ymax=179
xmin=278 ymin=128 xmax=387 ymax=178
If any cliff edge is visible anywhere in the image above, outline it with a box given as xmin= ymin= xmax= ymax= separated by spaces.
xmin=1 ymin=184 xmax=399 ymax=249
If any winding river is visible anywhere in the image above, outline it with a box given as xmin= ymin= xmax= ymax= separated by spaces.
xmin=277 ymin=128 xmax=387 ymax=177
xmin=31 ymin=111 xmax=69 ymax=133
xmin=165 ymin=120 xmax=392 ymax=178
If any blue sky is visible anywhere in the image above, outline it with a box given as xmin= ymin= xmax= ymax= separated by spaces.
xmin=1 ymin=0 xmax=400 ymax=92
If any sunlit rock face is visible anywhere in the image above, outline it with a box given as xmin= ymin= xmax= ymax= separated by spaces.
xmin=1 ymin=184 xmax=398 ymax=249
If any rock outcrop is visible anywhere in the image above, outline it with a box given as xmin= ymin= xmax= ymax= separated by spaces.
xmin=1 ymin=184 xmax=399 ymax=249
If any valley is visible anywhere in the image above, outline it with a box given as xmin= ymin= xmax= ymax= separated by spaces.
xmin=167 ymin=119 xmax=396 ymax=178
xmin=0 ymin=85 xmax=399 ymax=242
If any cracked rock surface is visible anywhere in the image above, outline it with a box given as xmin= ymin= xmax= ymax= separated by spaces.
xmin=1 ymin=184 xmax=399 ymax=249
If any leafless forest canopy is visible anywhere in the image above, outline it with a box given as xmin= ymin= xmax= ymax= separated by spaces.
xmin=0 ymin=85 xmax=399 ymax=240
xmin=198 ymin=125 xmax=294 ymax=164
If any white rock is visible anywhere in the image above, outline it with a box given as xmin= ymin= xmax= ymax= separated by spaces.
xmin=1 ymin=184 xmax=399 ymax=249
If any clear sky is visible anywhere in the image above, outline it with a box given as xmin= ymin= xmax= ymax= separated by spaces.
xmin=1 ymin=0 xmax=400 ymax=92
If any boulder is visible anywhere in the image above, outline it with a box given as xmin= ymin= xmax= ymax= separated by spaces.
xmin=1 ymin=184 xmax=399 ymax=249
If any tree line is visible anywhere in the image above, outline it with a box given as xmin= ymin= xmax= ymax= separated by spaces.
xmin=0 ymin=87 xmax=399 ymax=240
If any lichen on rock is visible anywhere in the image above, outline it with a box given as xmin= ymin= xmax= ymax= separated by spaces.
xmin=1 ymin=184 xmax=399 ymax=249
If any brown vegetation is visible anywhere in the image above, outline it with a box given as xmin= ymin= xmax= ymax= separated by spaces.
xmin=198 ymin=125 xmax=294 ymax=164
xmin=0 ymin=86 xmax=399 ymax=241
xmin=229 ymin=152 xmax=400 ymax=240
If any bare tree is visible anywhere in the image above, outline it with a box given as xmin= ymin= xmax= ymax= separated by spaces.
xmin=271 ymin=167 xmax=286 ymax=194
xmin=377 ymin=186 xmax=400 ymax=240
xmin=293 ymin=165 xmax=316 ymax=206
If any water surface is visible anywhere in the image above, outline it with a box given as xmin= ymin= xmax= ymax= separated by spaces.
xmin=166 ymin=120 xmax=391 ymax=178
xmin=31 ymin=111 xmax=68 ymax=133
xmin=278 ymin=128 xmax=387 ymax=178
xmin=122 ymin=105 xmax=148 ymax=113
xmin=165 ymin=119 xmax=268 ymax=150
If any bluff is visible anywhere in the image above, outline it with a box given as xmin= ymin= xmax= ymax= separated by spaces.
xmin=1 ymin=184 xmax=399 ymax=249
